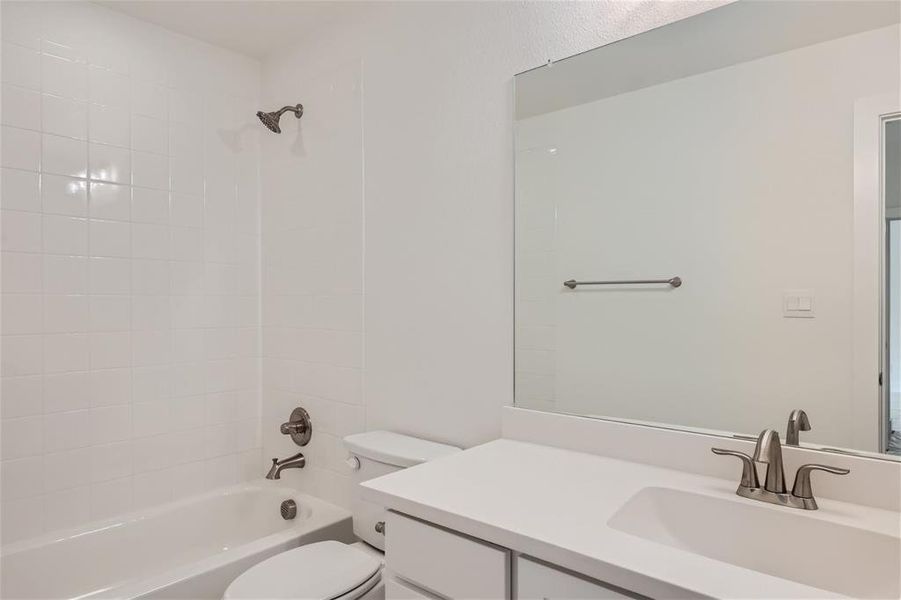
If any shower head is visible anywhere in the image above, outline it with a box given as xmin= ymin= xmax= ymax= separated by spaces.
xmin=256 ymin=104 xmax=303 ymax=134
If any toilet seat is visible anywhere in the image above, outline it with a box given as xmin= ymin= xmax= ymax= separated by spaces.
xmin=224 ymin=541 xmax=382 ymax=600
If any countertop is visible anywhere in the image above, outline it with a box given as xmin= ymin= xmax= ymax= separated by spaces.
xmin=362 ymin=439 xmax=900 ymax=599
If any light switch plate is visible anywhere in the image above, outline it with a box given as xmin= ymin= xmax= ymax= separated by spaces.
xmin=783 ymin=289 xmax=815 ymax=318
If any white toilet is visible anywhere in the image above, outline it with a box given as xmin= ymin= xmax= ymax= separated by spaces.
xmin=224 ymin=431 xmax=459 ymax=600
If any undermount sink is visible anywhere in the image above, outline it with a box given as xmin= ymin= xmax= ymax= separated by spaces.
xmin=608 ymin=487 xmax=900 ymax=599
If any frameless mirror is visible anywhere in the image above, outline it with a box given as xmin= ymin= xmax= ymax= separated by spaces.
xmin=514 ymin=0 xmax=901 ymax=458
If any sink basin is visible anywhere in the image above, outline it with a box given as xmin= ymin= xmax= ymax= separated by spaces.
xmin=608 ymin=487 xmax=900 ymax=599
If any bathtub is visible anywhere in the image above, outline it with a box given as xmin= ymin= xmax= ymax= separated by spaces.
xmin=1 ymin=482 xmax=354 ymax=600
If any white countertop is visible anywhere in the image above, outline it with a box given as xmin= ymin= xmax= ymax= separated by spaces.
xmin=362 ymin=439 xmax=900 ymax=599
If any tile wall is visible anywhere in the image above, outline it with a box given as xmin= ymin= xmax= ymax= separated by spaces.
xmin=0 ymin=1 xmax=262 ymax=544
xmin=260 ymin=60 xmax=365 ymax=509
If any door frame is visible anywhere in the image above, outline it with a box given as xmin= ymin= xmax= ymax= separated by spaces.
xmin=852 ymin=93 xmax=901 ymax=453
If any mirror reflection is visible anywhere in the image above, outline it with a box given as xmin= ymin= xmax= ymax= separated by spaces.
xmin=513 ymin=0 xmax=901 ymax=456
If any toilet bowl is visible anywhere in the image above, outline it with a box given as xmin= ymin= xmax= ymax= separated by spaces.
xmin=223 ymin=431 xmax=459 ymax=600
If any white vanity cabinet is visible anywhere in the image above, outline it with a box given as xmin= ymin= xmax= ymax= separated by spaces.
xmin=385 ymin=511 xmax=643 ymax=600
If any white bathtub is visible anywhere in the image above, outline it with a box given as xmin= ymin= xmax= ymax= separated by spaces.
xmin=0 ymin=482 xmax=354 ymax=600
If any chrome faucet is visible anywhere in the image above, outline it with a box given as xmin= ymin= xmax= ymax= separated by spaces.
xmin=266 ymin=451 xmax=306 ymax=479
xmin=712 ymin=429 xmax=849 ymax=510
xmin=785 ymin=409 xmax=811 ymax=446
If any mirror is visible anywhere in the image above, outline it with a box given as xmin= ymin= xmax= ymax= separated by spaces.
xmin=514 ymin=0 xmax=901 ymax=458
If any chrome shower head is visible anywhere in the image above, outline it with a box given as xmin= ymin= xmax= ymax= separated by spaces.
xmin=256 ymin=104 xmax=303 ymax=134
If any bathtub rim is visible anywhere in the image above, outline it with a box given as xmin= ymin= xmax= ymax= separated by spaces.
xmin=1 ymin=480 xmax=354 ymax=600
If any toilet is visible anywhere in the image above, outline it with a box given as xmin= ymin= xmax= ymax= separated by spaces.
xmin=224 ymin=431 xmax=459 ymax=600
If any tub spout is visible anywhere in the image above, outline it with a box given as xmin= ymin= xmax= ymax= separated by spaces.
xmin=266 ymin=451 xmax=306 ymax=480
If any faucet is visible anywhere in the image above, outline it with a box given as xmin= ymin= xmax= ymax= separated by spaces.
xmin=266 ymin=451 xmax=306 ymax=479
xmin=785 ymin=409 xmax=811 ymax=446
xmin=712 ymin=429 xmax=849 ymax=510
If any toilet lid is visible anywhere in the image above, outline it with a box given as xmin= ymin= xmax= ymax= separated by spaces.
xmin=224 ymin=541 xmax=381 ymax=600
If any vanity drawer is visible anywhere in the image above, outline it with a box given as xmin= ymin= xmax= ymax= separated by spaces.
xmin=516 ymin=556 xmax=642 ymax=600
xmin=386 ymin=511 xmax=510 ymax=599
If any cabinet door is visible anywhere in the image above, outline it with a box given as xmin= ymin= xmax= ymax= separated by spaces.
xmin=387 ymin=511 xmax=510 ymax=599
xmin=516 ymin=556 xmax=641 ymax=600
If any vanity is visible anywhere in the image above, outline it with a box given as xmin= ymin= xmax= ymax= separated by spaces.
xmin=363 ymin=409 xmax=901 ymax=600
xmin=365 ymin=2 xmax=901 ymax=598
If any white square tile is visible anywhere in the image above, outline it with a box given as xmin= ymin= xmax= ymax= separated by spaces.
xmin=170 ymin=193 xmax=202 ymax=227
xmin=44 ymin=486 xmax=90 ymax=531
xmin=43 ymin=447 xmax=91 ymax=492
xmin=132 ymin=115 xmax=167 ymax=155
xmin=132 ymin=187 xmax=169 ymax=224
xmin=132 ymin=296 xmax=170 ymax=330
xmin=89 ymin=368 xmax=131 ymax=406
xmin=42 ymin=54 xmax=87 ymax=100
xmin=132 ymin=330 xmax=170 ymax=367
xmin=1 ymin=375 xmax=43 ymax=419
xmin=170 ymin=261 xmax=203 ymax=296
xmin=44 ymin=372 xmax=90 ymax=413
xmin=1 ymin=210 xmax=41 ymax=252
xmin=168 ymin=90 xmax=202 ymax=125
xmin=132 ymin=223 xmax=169 ymax=259
xmin=1 ymin=126 xmax=41 ymax=170
xmin=1 ymin=497 xmax=44 ymax=544
xmin=42 ymin=134 xmax=87 ymax=178
xmin=132 ymin=151 xmax=168 ymax=190
xmin=1 ymin=416 xmax=43 ymax=459
xmin=42 ymin=175 xmax=88 ymax=217
xmin=170 ymin=227 xmax=203 ymax=261
xmin=43 ymin=294 xmax=89 ymax=333
xmin=44 ymin=255 xmax=88 ymax=294
xmin=169 ymin=156 xmax=203 ymax=195
xmin=89 ymin=143 xmax=130 ymax=184
xmin=42 ymin=94 xmax=88 ymax=139
xmin=3 ymin=252 xmax=42 ymax=293
xmin=89 ymin=181 xmax=130 ymax=221
xmin=90 ymin=405 xmax=131 ymax=445
xmin=88 ymin=104 xmax=130 ymax=148
xmin=90 ymin=332 xmax=131 ymax=369
xmin=90 ymin=477 xmax=132 ymax=519
xmin=1 ymin=2 xmax=43 ymax=50
xmin=89 ymin=219 xmax=131 ymax=258
xmin=90 ymin=295 xmax=130 ymax=332
xmin=1 ymin=168 xmax=40 ymax=211
xmin=43 ymin=333 xmax=89 ymax=373
xmin=1 ymin=43 xmax=41 ymax=90
xmin=89 ymin=257 xmax=130 ymax=294
xmin=168 ymin=460 xmax=206 ymax=498
xmin=90 ymin=441 xmax=132 ymax=482
xmin=2 ymin=293 xmax=42 ymax=334
xmin=132 ymin=401 xmax=171 ymax=438
xmin=131 ymin=81 xmax=166 ymax=120
xmin=168 ymin=122 xmax=202 ymax=158
xmin=132 ymin=259 xmax=169 ymax=294
xmin=89 ymin=67 xmax=129 ymax=108
xmin=1 ymin=83 xmax=41 ymax=130
xmin=1 ymin=456 xmax=43 ymax=500
xmin=42 ymin=215 xmax=88 ymax=255
xmin=132 ymin=365 xmax=172 ymax=403
xmin=132 ymin=469 xmax=171 ymax=507
xmin=43 ymin=410 xmax=91 ymax=453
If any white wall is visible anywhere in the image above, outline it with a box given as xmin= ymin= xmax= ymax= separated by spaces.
xmin=515 ymin=25 xmax=900 ymax=449
xmin=258 ymin=1 xmax=725 ymax=507
xmin=0 ymin=1 xmax=261 ymax=543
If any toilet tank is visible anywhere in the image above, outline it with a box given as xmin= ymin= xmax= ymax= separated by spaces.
xmin=344 ymin=431 xmax=459 ymax=550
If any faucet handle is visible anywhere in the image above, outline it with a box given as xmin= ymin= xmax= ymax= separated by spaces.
xmin=712 ymin=448 xmax=760 ymax=489
xmin=791 ymin=463 xmax=850 ymax=499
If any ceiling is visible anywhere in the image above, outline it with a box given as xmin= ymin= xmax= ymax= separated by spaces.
xmin=515 ymin=0 xmax=901 ymax=119
xmin=98 ymin=1 xmax=370 ymax=59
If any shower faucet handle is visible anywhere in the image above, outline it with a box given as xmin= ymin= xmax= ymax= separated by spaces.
xmin=279 ymin=407 xmax=312 ymax=446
